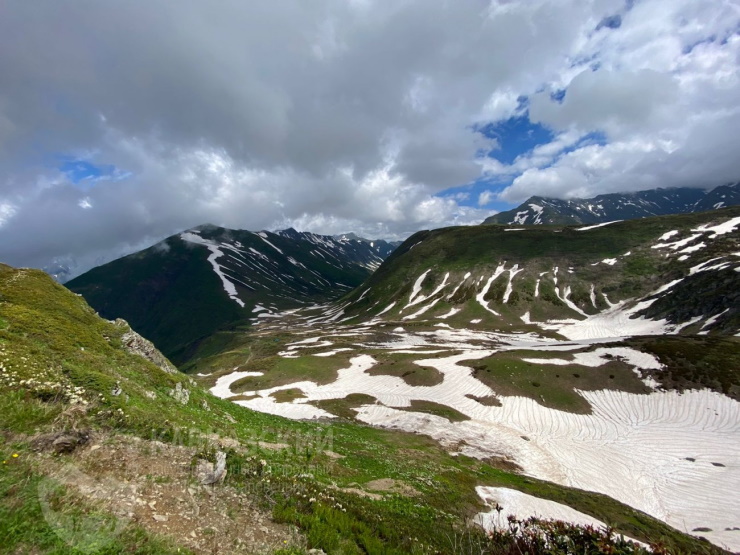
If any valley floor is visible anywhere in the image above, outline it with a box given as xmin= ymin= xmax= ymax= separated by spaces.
xmin=202 ymin=310 xmax=740 ymax=552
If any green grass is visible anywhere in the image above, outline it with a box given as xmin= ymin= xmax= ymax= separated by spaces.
xmin=366 ymin=353 xmax=444 ymax=387
xmin=312 ymin=394 xmax=378 ymax=420
xmin=625 ymin=336 xmax=740 ymax=400
xmin=0 ymin=264 xmax=729 ymax=554
xmin=341 ymin=206 xmax=740 ymax=328
xmin=467 ymin=352 xmax=650 ymax=414
xmin=397 ymin=400 xmax=470 ymax=422
xmin=271 ymin=388 xmax=307 ymax=403
xmin=230 ymin=354 xmax=352 ymax=392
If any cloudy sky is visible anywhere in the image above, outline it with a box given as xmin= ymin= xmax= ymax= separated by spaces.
xmin=1 ymin=0 xmax=739 ymax=276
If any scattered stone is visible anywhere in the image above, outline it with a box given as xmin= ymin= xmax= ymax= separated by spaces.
xmin=711 ymin=462 xmax=726 ymax=467
xmin=196 ymin=451 xmax=228 ymax=485
xmin=144 ymin=390 xmax=156 ymax=400
xmin=364 ymin=478 xmax=420 ymax=497
xmin=111 ymin=382 xmax=122 ymax=396
xmin=152 ymin=514 xmax=168 ymax=522
xmin=169 ymin=382 xmax=190 ymax=405
xmin=31 ymin=430 xmax=90 ymax=454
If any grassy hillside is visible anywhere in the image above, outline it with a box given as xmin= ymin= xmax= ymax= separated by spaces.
xmin=339 ymin=206 xmax=740 ymax=331
xmin=67 ymin=226 xmax=380 ymax=365
xmin=0 ymin=264 xmax=726 ymax=554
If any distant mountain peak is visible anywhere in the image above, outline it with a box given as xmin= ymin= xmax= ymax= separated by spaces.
xmin=484 ymin=182 xmax=740 ymax=226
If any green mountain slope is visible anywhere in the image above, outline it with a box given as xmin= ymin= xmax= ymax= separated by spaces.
xmin=341 ymin=206 xmax=740 ymax=334
xmin=67 ymin=225 xmax=395 ymax=364
xmin=3 ymin=264 xmax=724 ymax=553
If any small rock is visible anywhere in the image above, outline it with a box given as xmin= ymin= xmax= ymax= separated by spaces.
xmin=196 ymin=451 xmax=228 ymax=485
xmin=152 ymin=514 xmax=168 ymax=522
xmin=169 ymin=382 xmax=190 ymax=405
xmin=111 ymin=382 xmax=122 ymax=396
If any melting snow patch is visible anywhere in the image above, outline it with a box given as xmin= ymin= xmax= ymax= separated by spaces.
xmin=699 ymin=309 xmax=729 ymax=334
xmin=406 ymin=269 xmax=431 ymax=307
xmin=693 ymin=215 xmax=740 ymax=237
xmin=576 ymin=220 xmax=622 ymax=231
xmin=522 ymin=347 xmax=662 ymax=370
xmin=210 ymin=371 xmax=264 ymax=399
xmin=475 ymin=487 xmax=609 ymax=532
xmin=689 ymin=257 xmax=730 ymax=275
xmin=438 ymin=307 xmax=461 ymax=319
xmin=476 ymin=263 xmax=506 ymax=316
xmin=376 ymin=302 xmax=397 ymax=316
xmin=678 ymin=242 xmax=706 ymax=254
xmin=502 ymin=264 xmax=522 ymax=303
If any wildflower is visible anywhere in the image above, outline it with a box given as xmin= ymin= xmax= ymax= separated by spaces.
xmin=12 ymin=453 xmax=18 ymax=458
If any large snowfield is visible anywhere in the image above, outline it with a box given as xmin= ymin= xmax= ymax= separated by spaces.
xmin=209 ymin=321 xmax=740 ymax=551
xmin=204 ymin=220 xmax=740 ymax=550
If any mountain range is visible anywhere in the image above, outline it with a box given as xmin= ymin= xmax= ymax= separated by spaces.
xmin=12 ymin=191 xmax=740 ymax=553
xmin=483 ymin=181 xmax=740 ymax=226
xmin=66 ymin=226 xmax=400 ymax=363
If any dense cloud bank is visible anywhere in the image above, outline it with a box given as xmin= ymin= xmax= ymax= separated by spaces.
xmin=1 ymin=1 xmax=738 ymax=274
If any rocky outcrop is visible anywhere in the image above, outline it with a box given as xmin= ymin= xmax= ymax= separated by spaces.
xmin=113 ymin=319 xmax=177 ymax=374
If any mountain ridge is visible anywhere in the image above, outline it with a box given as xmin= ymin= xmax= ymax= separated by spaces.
xmin=483 ymin=181 xmax=740 ymax=226
xmin=66 ymin=225 xmax=400 ymax=363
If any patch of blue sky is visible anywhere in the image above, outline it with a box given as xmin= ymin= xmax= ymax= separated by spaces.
xmin=476 ymin=114 xmax=555 ymax=165
xmin=438 ymin=180 xmax=514 ymax=212
xmin=437 ymin=125 xmax=608 ymax=210
xmin=596 ymin=14 xmax=622 ymax=31
xmin=58 ymin=157 xmax=131 ymax=187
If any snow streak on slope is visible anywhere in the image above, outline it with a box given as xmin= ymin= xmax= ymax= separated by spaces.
xmin=576 ymin=220 xmax=622 ymax=231
xmin=476 ymin=263 xmax=506 ymax=316
xmin=181 ymin=232 xmax=246 ymax=307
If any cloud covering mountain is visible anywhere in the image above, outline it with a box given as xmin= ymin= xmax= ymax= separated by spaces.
xmin=1 ymin=0 xmax=739 ymax=273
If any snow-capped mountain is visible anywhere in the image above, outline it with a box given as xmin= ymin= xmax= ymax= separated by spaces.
xmin=483 ymin=182 xmax=740 ymax=226
xmin=66 ymin=225 xmax=399 ymax=362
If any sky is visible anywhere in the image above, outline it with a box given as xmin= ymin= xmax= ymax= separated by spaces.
xmin=1 ymin=0 xmax=739 ymax=277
